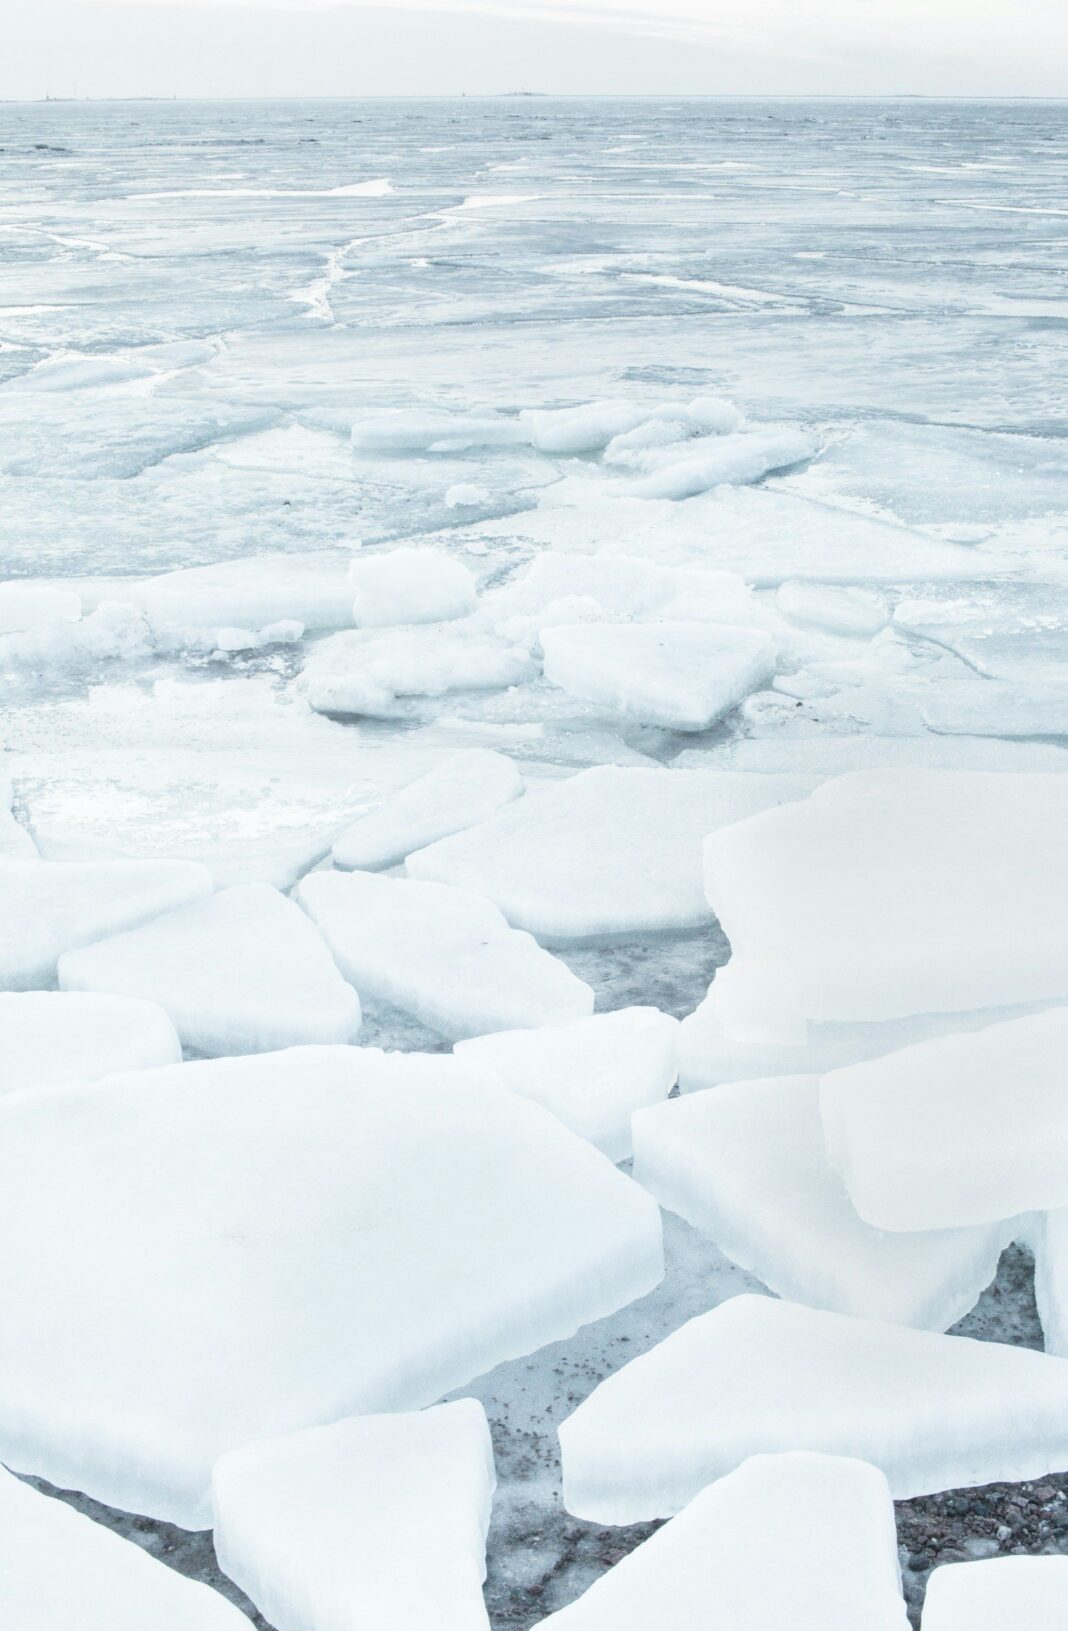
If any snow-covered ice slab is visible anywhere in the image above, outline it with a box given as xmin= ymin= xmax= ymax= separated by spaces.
xmin=775 ymin=580 xmax=889 ymax=638
xmin=0 ymin=990 xmax=181 ymax=1095
xmin=333 ymin=749 xmax=523 ymax=871
xmin=625 ymin=427 xmax=817 ymax=499
xmin=683 ymin=733 xmax=1068 ymax=776
xmin=0 ymin=580 xmax=80 ymax=633
xmin=213 ymin=1400 xmax=495 ymax=1631
xmin=297 ymin=871 xmax=592 ymax=1039
xmin=537 ymin=1453 xmax=908 ymax=1631
xmin=485 ymin=550 xmax=759 ymax=633
xmin=0 ymin=1046 xmax=662 ymax=1525
xmin=921 ymin=1556 xmax=1068 ymax=1631
xmin=456 ymin=1008 xmax=678 ymax=1162
xmin=123 ymin=551 xmax=357 ymax=634
xmin=702 ymin=771 xmax=1068 ymax=1043
xmin=0 ymin=1465 xmax=253 ymax=1630
xmin=541 ymin=622 xmax=776 ymax=731
xmin=349 ymin=547 xmax=477 ymax=627
xmin=633 ymin=1075 xmax=1009 ymax=1328
xmin=303 ymin=621 xmax=535 ymax=718
xmin=407 ymin=766 xmax=816 ymax=941
xmin=0 ymin=857 xmax=212 ymax=990
xmin=558 ymin=1295 xmax=1068 ymax=1522
xmin=58 ymin=883 xmax=361 ymax=1056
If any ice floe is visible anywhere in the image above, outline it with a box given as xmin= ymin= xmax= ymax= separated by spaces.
xmin=349 ymin=547 xmax=477 ymax=626
xmin=0 ymin=990 xmax=181 ymax=1094
xmin=332 ymin=749 xmax=523 ymax=871
xmin=921 ymin=1556 xmax=1068 ymax=1630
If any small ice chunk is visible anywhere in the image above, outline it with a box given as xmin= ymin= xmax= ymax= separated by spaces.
xmin=349 ymin=548 xmax=477 ymax=627
xmin=0 ymin=991 xmax=181 ymax=1095
xmin=445 ymin=482 xmax=491 ymax=509
xmin=685 ymin=395 xmax=743 ymax=434
xmin=542 ymin=621 xmax=776 ymax=731
xmin=775 ymin=580 xmax=889 ymax=638
xmin=58 ymin=884 xmax=361 ymax=1057
xmin=213 ymin=1400 xmax=495 ymax=1631
xmin=213 ymin=620 xmax=303 ymax=653
xmin=519 ymin=401 xmax=646 ymax=454
xmin=558 ymin=1295 xmax=1068 ymax=1523
xmin=0 ymin=1466 xmax=253 ymax=1630
xmin=297 ymin=871 xmax=593 ymax=1040
xmin=626 ymin=428 xmax=817 ymax=499
xmin=333 ymin=749 xmax=523 ymax=871
xmin=0 ymin=581 xmax=80 ymax=633
xmin=633 ymin=1075 xmax=1010 ymax=1328
xmin=921 ymin=1556 xmax=1068 ymax=1631
xmin=536 ymin=1453 xmax=908 ymax=1631
xmin=456 ymin=1007 xmax=679 ymax=1161
xmin=0 ymin=857 xmax=212 ymax=991
xmin=303 ymin=621 xmax=534 ymax=717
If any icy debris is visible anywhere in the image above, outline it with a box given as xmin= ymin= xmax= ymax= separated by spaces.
xmin=123 ymin=551 xmax=357 ymax=634
xmin=820 ymin=1009 xmax=1068 ymax=1231
xmin=0 ymin=580 xmax=80 ymax=633
xmin=537 ymin=1453 xmax=908 ymax=1631
xmin=486 ymin=551 xmax=760 ymax=635
xmin=456 ymin=1007 xmax=679 ymax=1161
xmin=297 ymin=870 xmax=593 ymax=1040
xmin=332 ymin=749 xmax=523 ymax=871
xmin=0 ymin=600 xmax=152 ymax=678
xmin=633 ymin=1075 xmax=1010 ymax=1328
xmin=0 ymin=1046 xmax=662 ymax=1525
xmin=0 ymin=857 xmax=212 ymax=990
xmin=558 ymin=1295 xmax=1068 ymax=1522
xmin=213 ymin=620 xmax=303 ymax=652
xmin=626 ymin=428 xmax=817 ymax=500
xmin=349 ymin=547 xmax=478 ymax=627
xmin=0 ymin=990 xmax=181 ymax=1095
xmin=1 ymin=763 xmax=35 ymax=856
xmin=775 ymin=580 xmax=889 ymax=638
xmin=0 ymin=1466 xmax=254 ymax=1630
xmin=446 ymin=482 xmax=491 ymax=508
xmin=58 ymin=883 xmax=361 ymax=1056
xmin=921 ymin=1556 xmax=1068 ymax=1630
xmin=542 ymin=621 xmax=776 ymax=731
xmin=408 ymin=766 xmax=816 ymax=941
xmin=519 ymin=401 xmax=646 ymax=454
xmin=702 ymin=771 xmax=1068 ymax=1044
xmin=213 ymin=1400 xmax=495 ymax=1631
xmin=303 ymin=621 xmax=535 ymax=718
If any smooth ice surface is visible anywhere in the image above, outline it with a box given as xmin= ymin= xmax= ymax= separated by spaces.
xmin=297 ymin=870 xmax=592 ymax=1040
xmin=58 ymin=883 xmax=361 ymax=1056
xmin=0 ymin=1047 xmax=663 ymax=1525
xmin=0 ymin=990 xmax=181 ymax=1095
xmin=0 ymin=1466 xmax=253 ymax=1630
xmin=541 ymin=622 xmax=776 ymax=731
xmin=558 ymin=1295 xmax=1068 ymax=1522
xmin=921 ymin=1556 xmax=1068 ymax=1631
xmin=703 ymin=772 xmax=1068 ymax=1043
xmin=332 ymin=749 xmax=523 ymax=871
xmin=408 ymin=767 xmax=816 ymax=941
xmin=456 ymin=1007 xmax=679 ymax=1162
xmin=213 ymin=1400 xmax=495 ymax=1631
xmin=821 ymin=1010 xmax=1068 ymax=1231
xmin=349 ymin=548 xmax=477 ymax=627
xmin=0 ymin=856 xmax=212 ymax=990
xmin=633 ymin=1075 xmax=1009 ymax=1328
xmin=0 ymin=581 xmax=81 ymax=632
xmin=537 ymin=1453 xmax=908 ymax=1631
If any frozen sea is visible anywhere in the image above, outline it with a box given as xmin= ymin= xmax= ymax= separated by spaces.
xmin=2 ymin=96 xmax=1068 ymax=1626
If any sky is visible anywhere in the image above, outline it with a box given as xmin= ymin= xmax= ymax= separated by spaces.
xmin=4 ymin=0 xmax=1068 ymax=101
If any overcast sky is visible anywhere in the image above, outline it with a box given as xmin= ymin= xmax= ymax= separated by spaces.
xmin=5 ymin=0 xmax=1068 ymax=101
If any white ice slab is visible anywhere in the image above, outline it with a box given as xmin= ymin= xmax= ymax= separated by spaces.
xmin=0 ymin=1046 xmax=663 ymax=1525
xmin=303 ymin=621 xmax=535 ymax=718
xmin=1034 ymin=1210 xmax=1068 ymax=1357
xmin=333 ymin=749 xmax=523 ymax=871
xmin=213 ymin=1400 xmax=495 ymax=1631
xmin=124 ymin=551 xmax=357 ymax=634
xmin=626 ymin=427 xmax=817 ymax=499
xmin=633 ymin=1075 xmax=1009 ymax=1328
xmin=350 ymin=547 xmax=477 ymax=626
xmin=537 ymin=1453 xmax=908 ymax=1631
xmin=921 ymin=1556 xmax=1068 ymax=1631
xmin=0 ymin=581 xmax=80 ymax=633
xmin=297 ymin=871 xmax=592 ymax=1039
xmin=558 ymin=1294 xmax=1068 ymax=1522
xmin=58 ymin=883 xmax=361 ymax=1056
xmin=0 ymin=990 xmax=181 ymax=1095
xmin=456 ymin=1007 xmax=678 ymax=1161
xmin=775 ymin=580 xmax=889 ymax=637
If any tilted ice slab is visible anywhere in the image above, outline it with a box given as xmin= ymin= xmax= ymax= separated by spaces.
xmin=1034 ymin=1211 xmax=1068 ymax=1358
xmin=625 ymin=427 xmax=817 ymax=500
xmin=58 ymin=883 xmax=361 ymax=1056
xmin=537 ymin=1453 xmax=908 ymax=1631
xmin=122 ymin=551 xmax=357 ymax=634
xmin=349 ymin=547 xmax=477 ymax=627
xmin=541 ymin=622 xmax=776 ymax=731
xmin=821 ymin=1009 xmax=1068 ymax=1232
xmin=633 ymin=1076 xmax=1010 ymax=1329
xmin=333 ymin=749 xmax=523 ymax=871
xmin=0 ymin=1047 xmax=662 ymax=1525
xmin=0 ymin=856 xmax=212 ymax=990
xmin=775 ymin=580 xmax=889 ymax=638
xmin=921 ymin=1557 xmax=1068 ymax=1631
xmin=303 ymin=621 xmax=535 ymax=718
xmin=0 ymin=1467 xmax=253 ymax=1630
xmin=407 ymin=766 xmax=816 ymax=941
xmin=0 ymin=990 xmax=181 ymax=1095
xmin=297 ymin=871 xmax=593 ymax=1040
xmin=213 ymin=1400 xmax=495 ymax=1631
xmin=702 ymin=771 xmax=1068 ymax=1043
xmin=456 ymin=1007 xmax=679 ymax=1162
xmin=558 ymin=1295 xmax=1068 ymax=1523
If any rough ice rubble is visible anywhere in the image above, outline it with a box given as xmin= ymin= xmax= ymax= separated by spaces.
xmin=302 ymin=621 xmax=535 ymax=718
xmin=558 ymin=1295 xmax=1068 ymax=1523
xmin=213 ymin=1401 xmax=495 ymax=1631
xmin=297 ymin=870 xmax=592 ymax=1039
xmin=407 ymin=766 xmax=817 ymax=941
xmin=0 ymin=857 xmax=212 ymax=990
xmin=0 ymin=1047 xmax=662 ymax=1526
xmin=485 ymin=551 xmax=762 ymax=632
xmin=536 ymin=1454 xmax=908 ymax=1631
xmin=349 ymin=548 xmax=477 ymax=626
xmin=58 ymin=884 xmax=362 ymax=1056
xmin=632 ymin=1075 xmax=1010 ymax=1329
xmin=0 ymin=990 xmax=181 ymax=1095
xmin=0 ymin=1467 xmax=254 ymax=1631
xmin=921 ymin=1556 xmax=1068 ymax=1630
xmin=332 ymin=749 xmax=523 ymax=871
xmin=456 ymin=1007 xmax=679 ymax=1162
